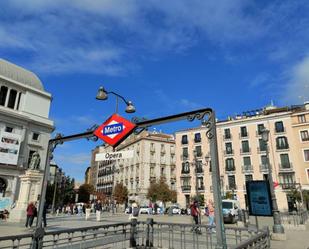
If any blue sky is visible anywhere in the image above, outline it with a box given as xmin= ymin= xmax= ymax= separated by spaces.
xmin=1 ymin=0 xmax=309 ymax=182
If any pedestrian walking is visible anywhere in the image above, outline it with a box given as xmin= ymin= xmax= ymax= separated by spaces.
xmin=25 ymin=202 xmax=36 ymax=228
xmin=207 ymin=200 xmax=215 ymax=233
xmin=85 ymin=202 xmax=91 ymax=220
xmin=190 ymin=200 xmax=201 ymax=234
xmin=129 ymin=202 xmax=139 ymax=221
xmin=95 ymin=200 xmax=102 ymax=221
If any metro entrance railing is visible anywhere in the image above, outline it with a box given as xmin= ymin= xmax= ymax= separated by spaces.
xmin=0 ymin=220 xmax=270 ymax=249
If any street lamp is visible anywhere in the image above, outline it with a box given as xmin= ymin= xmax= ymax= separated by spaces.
xmin=96 ymin=86 xmax=136 ymax=113
xmin=261 ymin=128 xmax=285 ymax=234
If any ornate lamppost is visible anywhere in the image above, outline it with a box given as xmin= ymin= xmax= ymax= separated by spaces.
xmin=261 ymin=128 xmax=285 ymax=235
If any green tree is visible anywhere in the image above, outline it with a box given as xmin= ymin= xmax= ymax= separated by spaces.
xmin=63 ymin=176 xmax=75 ymax=204
xmin=78 ymin=183 xmax=95 ymax=203
xmin=113 ymin=183 xmax=129 ymax=204
xmin=147 ymin=179 xmax=175 ymax=204
xmin=191 ymin=194 xmax=205 ymax=206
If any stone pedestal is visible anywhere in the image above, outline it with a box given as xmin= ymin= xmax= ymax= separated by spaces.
xmin=9 ymin=170 xmax=43 ymax=222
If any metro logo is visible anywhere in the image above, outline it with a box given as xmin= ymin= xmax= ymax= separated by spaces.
xmin=103 ymin=123 xmax=123 ymax=136
xmin=94 ymin=113 xmax=136 ymax=147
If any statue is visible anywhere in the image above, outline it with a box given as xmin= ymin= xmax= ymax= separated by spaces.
xmin=29 ymin=152 xmax=41 ymax=170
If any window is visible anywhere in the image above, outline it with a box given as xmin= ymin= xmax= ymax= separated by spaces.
xmin=298 ymin=115 xmax=306 ymax=123
xmin=300 ymin=130 xmax=309 ymax=142
xmin=5 ymin=126 xmax=13 ymax=133
xmin=280 ymin=154 xmax=290 ymax=168
xmin=243 ymin=156 xmax=251 ymax=166
xmin=263 ymin=174 xmax=269 ymax=181
xmin=181 ymin=135 xmax=188 ymax=144
xmin=228 ymin=175 xmax=236 ymax=189
xmin=7 ymin=89 xmax=17 ymax=109
xmin=224 ymin=128 xmax=231 ymax=139
xmin=194 ymin=133 xmax=201 ymax=143
xmin=27 ymin=150 xmax=36 ymax=167
xmin=304 ymin=149 xmax=309 ymax=162
xmin=225 ymin=142 xmax=233 ymax=154
xmin=259 ymin=139 xmax=267 ymax=151
xmin=16 ymin=92 xmax=21 ymax=110
xmin=196 ymin=160 xmax=203 ymax=173
xmin=182 ymin=147 xmax=188 ymax=159
xmin=279 ymin=173 xmax=295 ymax=189
xmin=0 ymin=86 xmax=8 ymax=106
xmin=275 ymin=121 xmax=284 ymax=133
xmin=241 ymin=140 xmax=250 ymax=153
xmin=32 ymin=133 xmax=40 ymax=141
xmin=261 ymin=155 xmax=267 ymax=166
xmin=240 ymin=126 xmax=248 ymax=137
xmin=197 ymin=177 xmax=204 ymax=189
xmin=276 ymin=136 xmax=289 ymax=150
xmin=225 ymin=158 xmax=235 ymax=171
xmin=257 ymin=124 xmax=265 ymax=135
xmin=195 ymin=146 xmax=202 ymax=157
xmin=182 ymin=162 xmax=190 ymax=173
xmin=245 ymin=174 xmax=253 ymax=182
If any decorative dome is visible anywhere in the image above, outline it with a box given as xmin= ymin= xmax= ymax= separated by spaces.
xmin=0 ymin=59 xmax=44 ymax=91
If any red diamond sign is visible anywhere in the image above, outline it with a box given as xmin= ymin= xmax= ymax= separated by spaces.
xmin=94 ymin=113 xmax=136 ymax=147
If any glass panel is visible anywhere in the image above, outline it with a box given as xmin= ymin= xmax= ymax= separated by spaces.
xmin=304 ymin=150 xmax=309 ymax=161
xmin=181 ymin=135 xmax=188 ymax=144
xmin=280 ymin=154 xmax=290 ymax=168
xmin=228 ymin=175 xmax=236 ymax=188
xmin=7 ymin=89 xmax=17 ymax=109
xmin=261 ymin=155 xmax=267 ymax=165
xmin=275 ymin=121 xmax=284 ymax=133
xmin=259 ymin=139 xmax=266 ymax=151
xmin=242 ymin=141 xmax=249 ymax=152
xmin=257 ymin=124 xmax=264 ymax=135
xmin=195 ymin=146 xmax=202 ymax=157
xmin=276 ymin=136 xmax=289 ymax=149
xmin=194 ymin=133 xmax=201 ymax=143
xmin=245 ymin=174 xmax=253 ymax=182
xmin=224 ymin=129 xmax=231 ymax=139
xmin=0 ymin=86 xmax=8 ymax=106
xmin=241 ymin=126 xmax=247 ymax=137
xmin=243 ymin=156 xmax=251 ymax=166
xmin=300 ymin=131 xmax=309 ymax=141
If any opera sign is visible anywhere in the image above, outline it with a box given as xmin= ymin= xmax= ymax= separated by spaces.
xmin=94 ymin=113 xmax=136 ymax=147
xmin=95 ymin=150 xmax=134 ymax=161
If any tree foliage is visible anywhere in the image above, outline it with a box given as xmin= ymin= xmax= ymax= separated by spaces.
xmin=63 ymin=176 xmax=75 ymax=204
xmin=147 ymin=179 xmax=176 ymax=203
xmin=78 ymin=183 xmax=95 ymax=203
xmin=113 ymin=183 xmax=129 ymax=204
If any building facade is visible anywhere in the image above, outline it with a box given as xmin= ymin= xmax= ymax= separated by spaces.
xmin=176 ymin=103 xmax=309 ymax=211
xmin=0 ymin=59 xmax=54 ymax=207
xmin=94 ymin=131 xmax=176 ymax=205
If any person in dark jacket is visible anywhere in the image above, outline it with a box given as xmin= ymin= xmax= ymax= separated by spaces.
xmin=25 ymin=202 xmax=36 ymax=228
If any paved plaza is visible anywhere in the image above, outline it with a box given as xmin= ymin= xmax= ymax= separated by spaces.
xmin=0 ymin=212 xmax=309 ymax=248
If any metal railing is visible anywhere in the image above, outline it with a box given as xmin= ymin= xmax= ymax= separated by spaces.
xmin=0 ymin=219 xmax=271 ymax=249
xmin=280 ymin=210 xmax=309 ymax=226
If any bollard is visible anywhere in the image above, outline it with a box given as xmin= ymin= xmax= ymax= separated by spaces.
xmin=130 ymin=219 xmax=137 ymax=248
xmin=146 ymin=218 xmax=154 ymax=247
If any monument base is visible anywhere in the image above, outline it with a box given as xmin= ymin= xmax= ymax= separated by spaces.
xmin=9 ymin=170 xmax=43 ymax=223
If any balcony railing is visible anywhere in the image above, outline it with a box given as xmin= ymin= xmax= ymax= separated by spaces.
xmin=181 ymin=169 xmax=190 ymax=174
xmin=257 ymin=147 xmax=267 ymax=153
xmin=259 ymin=164 xmax=269 ymax=172
xmin=240 ymin=148 xmax=251 ymax=154
xmin=181 ymin=185 xmax=191 ymax=192
xmin=224 ymin=149 xmax=234 ymax=156
xmin=242 ymin=165 xmax=253 ymax=173
xmin=279 ymin=163 xmax=294 ymax=172
xmin=280 ymin=182 xmax=296 ymax=189
xmin=223 ymin=134 xmax=232 ymax=140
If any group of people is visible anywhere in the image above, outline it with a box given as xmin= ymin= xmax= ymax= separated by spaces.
xmin=190 ymin=200 xmax=215 ymax=234
xmin=25 ymin=201 xmax=47 ymax=228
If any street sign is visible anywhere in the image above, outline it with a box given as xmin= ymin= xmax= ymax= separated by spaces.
xmin=95 ymin=150 xmax=134 ymax=161
xmin=246 ymin=180 xmax=273 ymax=216
xmin=94 ymin=113 xmax=136 ymax=147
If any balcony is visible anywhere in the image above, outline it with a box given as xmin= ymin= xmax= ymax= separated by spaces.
xmin=226 ymin=185 xmax=237 ymax=191
xmin=181 ymin=169 xmax=190 ymax=175
xmin=181 ymin=185 xmax=191 ymax=192
xmin=224 ymin=149 xmax=234 ymax=156
xmin=259 ymin=164 xmax=269 ymax=172
xmin=223 ymin=134 xmax=232 ymax=140
xmin=239 ymin=133 xmax=249 ymax=139
xmin=225 ymin=166 xmax=236 ymax=174
xmin=195 ymin=168 xmax=204 ymax=174
xmin=197 ymin=185 xmax=205 ymax=191
xmin=279 ymin=163 xmax=294 ymax=172
xmin=240 ymin=148 xmax=251 ymax=155
xmin=280 ymin=182 xmax=296 ymax=189
xmin=242 ymin=165 xmax=253 ymax=173
xmin=257 ymin=147 xmax=267 ymax=153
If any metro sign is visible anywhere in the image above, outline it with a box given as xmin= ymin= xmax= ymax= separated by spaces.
xmin=94 ymin=113 xmax=136 ymax=147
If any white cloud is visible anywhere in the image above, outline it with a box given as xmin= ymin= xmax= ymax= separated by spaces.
xmin=284 ymin=56 xmax=309 ymax=103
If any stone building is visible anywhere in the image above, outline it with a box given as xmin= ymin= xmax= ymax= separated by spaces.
xmin=94 ymin=130 xmax=176 ymax=205
xmin=175 ymin=103 xmax=309 ymax=211
xmin=0 ymin=59 xmax=54 ymax=209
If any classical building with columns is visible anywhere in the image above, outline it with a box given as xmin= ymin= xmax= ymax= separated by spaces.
xmin=176 ymin=103 xmax=309 ymax=211
xmin=0 ymin=59 xmax=54 ymax=210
